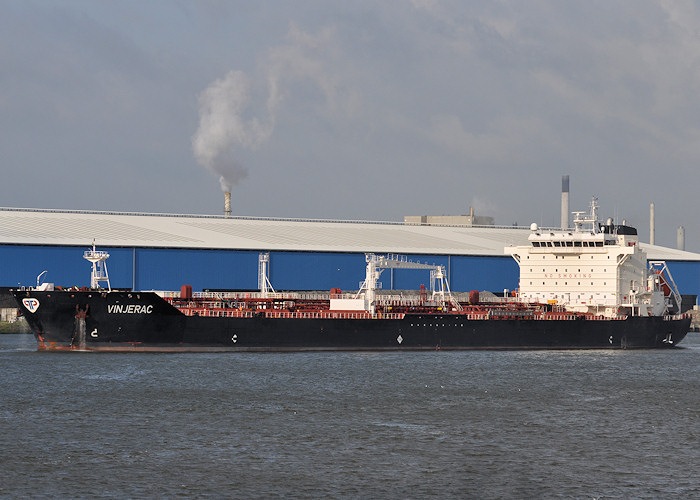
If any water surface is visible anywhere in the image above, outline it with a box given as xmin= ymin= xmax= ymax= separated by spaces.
xmin=1 ymin=333 xmax=698 ymax=498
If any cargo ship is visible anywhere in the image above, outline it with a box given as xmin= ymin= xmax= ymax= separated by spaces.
xmin=13 ymin=200 xmax=690 ymax=351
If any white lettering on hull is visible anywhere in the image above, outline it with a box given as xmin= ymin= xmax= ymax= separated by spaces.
xmin=107 ymin=304 xmax=154 ymax=314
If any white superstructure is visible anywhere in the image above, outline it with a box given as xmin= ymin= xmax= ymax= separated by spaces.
xmin=506 ymin=198 xmax=679 ymax=318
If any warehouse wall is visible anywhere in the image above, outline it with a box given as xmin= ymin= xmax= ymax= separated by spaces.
xmin=0 ymin=245 xmax=132 ymax=289
xmin=666 ymin=261 xmax=700 ymax=299
xmin=0 ymin=244 xmax=696 ymax=298
xmin=1 ymin=245 xmax=520 ymax=293
xmin=134 ymin=248 xmax=259 ymax=291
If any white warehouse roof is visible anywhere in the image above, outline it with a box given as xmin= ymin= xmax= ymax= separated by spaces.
xmin=1 ymin=207 xmax=699 ymax=261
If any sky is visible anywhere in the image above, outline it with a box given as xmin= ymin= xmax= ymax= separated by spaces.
xmin=2 ymin=0 xmax=700 ymax=251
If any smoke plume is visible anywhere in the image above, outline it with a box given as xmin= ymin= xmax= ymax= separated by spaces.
xmin=192 ymin=70 xmax=273 ymax=191
xmin=192 ymin=25 xmax=348 ymax=192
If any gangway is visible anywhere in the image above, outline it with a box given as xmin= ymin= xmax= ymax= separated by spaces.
xmin=356 ymin=253 xmax=461 ymax=314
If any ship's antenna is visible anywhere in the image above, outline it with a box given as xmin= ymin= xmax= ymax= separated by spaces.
xmin=572 ymin=197 xmax=599 ymax=233
xmin=83 ymin=239 xmax=111 ymax=291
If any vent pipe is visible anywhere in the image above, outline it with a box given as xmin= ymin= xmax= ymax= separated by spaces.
xmin=650 ymin=202 xmax=655 ymax=245
xmin=561 ymin=175 xmax=569 ymax=229
xmin=224 ymin=192 xmax=231 ymax=218
xmin=677 ymin=226 xmax=685 ymax=251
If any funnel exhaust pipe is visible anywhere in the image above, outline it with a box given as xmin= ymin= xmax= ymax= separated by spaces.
xmin=561 ymin=175 xmax=569 ymax=230
xmin=224 ymin=192 xmax=231 ymax=218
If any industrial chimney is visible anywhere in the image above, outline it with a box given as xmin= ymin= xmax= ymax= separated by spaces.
xmin=561 ymin=175 xmax=570 ymax=229
xmin=650 ymin=202 xmax=655 ymax=245
xmin=224 ymin=192 xmax=231 ymax=218
xmin=677 ymin=226 xmax=685 ymax=251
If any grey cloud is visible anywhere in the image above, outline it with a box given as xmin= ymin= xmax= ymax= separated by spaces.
xmin=2 ymin=1 xmax=699 ymax=250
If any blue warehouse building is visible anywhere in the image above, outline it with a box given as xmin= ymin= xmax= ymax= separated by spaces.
xmin=1 ymin=207 xmax=699 ymax=299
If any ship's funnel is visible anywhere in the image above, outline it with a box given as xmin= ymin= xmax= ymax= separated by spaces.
xmin=677 ymin=226 xmax=685 ymax=251
xmin=561 ymin=175 xmax=569 ymax=229
xmin=224 ymin=192 xmax=231 ymax=218
xmin=650 ymin=202 xmax=655 ymax=245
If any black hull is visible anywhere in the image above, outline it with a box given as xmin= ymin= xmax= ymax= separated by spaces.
xmin=14 ymin=291 xmax=691 ymax=351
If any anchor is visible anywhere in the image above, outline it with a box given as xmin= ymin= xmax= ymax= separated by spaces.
xmin=72 ymin=304 xmax=89 ymax=349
